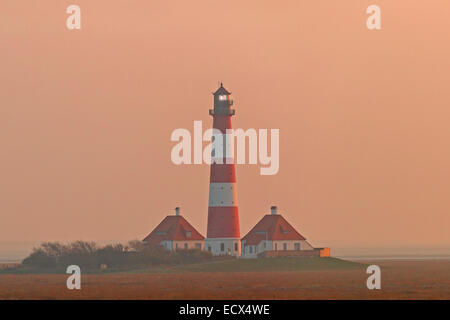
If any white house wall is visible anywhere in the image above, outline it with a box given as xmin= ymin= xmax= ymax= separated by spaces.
xmin=173 ymin=240 xmax=204 ymax=250
xmin=241 ymin=239 xmax=314 ymax=258
xmin=160 ymin=240 xmax=203 ymax=251
xmin=205 ymin=238 xmax=241 ymax=256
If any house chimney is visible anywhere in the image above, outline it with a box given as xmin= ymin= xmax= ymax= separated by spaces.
xmin=175 ymin=207 xmax=180 ymax=216
xmin=270 ymin=206 xmax=277 ymax=215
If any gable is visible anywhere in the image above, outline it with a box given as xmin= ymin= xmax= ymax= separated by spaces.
xmin=143 ymin=215 xmax=204 ymax=244
xmin=242 ymin=214 xmax=306 ymax=246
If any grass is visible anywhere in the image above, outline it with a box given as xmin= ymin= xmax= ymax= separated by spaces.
xmin=0 ymin=257 xmax=365 ymax=275
xmin=130 ymin=257 xmax=365 ymax=274
xmin=0 ymin=266 xmax=65 ymax=275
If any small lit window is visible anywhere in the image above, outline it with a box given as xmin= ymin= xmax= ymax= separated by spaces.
xmin=219 ymin=95 xmax=227 ymax=101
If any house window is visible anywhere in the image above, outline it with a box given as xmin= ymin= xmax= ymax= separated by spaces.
xmin=186 ymin=231 xmax=192 ymax=238
xmin=175 ymin=243 xmax=178 ymax=250
xmin=295 ymin=243 xmax=300 ymax=250
xmin=208 ymin=246 xmax=211 ymax=252
xmin=195 ymin=243 xmax=202 ymax=250
xmin=234 ymin=243 xmax=238 ymax=251
xmin=274 ymin=243 xmax=277 ymax=251
xmin=220 ymin=243 xmax=225 ymax=252
xmin=249 ymin=246 xmax=253 ymax=254
xmin=184 ymin=243 xmax=188 ymax=249
xmin=283 ymin=243 xmax=287 ymax=250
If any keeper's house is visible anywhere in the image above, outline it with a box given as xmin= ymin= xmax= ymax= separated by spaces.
xmin=241 ymin=206 xmax=330 ymax=259
xmin=143 ymin=207 xmax=204 ymax=251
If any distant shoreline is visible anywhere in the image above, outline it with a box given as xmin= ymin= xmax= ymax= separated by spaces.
xmin=339 ymin=256 xmax=450 ymax=261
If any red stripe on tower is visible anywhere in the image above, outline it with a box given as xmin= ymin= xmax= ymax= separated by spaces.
xmin=205 ymin=83 xmax=241 ymax=256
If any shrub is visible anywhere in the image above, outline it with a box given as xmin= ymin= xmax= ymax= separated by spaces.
xmin=21 ymin=240 xmax=214 ymax=271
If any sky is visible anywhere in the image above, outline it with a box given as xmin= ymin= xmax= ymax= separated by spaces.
xmin=0 ymin=1 xmax=449 ymax=252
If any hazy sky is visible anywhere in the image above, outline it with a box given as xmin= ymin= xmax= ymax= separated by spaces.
xmin=1 ymin=1 xmax=449 ymax=249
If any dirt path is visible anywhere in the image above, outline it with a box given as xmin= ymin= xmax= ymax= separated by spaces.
xmin=0 ymin=260 xmax=449 ymax=299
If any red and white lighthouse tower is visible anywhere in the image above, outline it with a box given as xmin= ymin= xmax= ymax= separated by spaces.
xmin=205 ymin=84 xmax=241 ymax=256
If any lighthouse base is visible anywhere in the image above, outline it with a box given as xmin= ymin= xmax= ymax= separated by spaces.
xmin=205 ymin=238 xmax=241 ymax=257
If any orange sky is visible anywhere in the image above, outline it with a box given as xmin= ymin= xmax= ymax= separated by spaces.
xmin=1 ymin=1 xmax=449 ymax=249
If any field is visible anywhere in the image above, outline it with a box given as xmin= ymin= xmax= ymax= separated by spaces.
xmin=0 ymin=258 xmax=449 ymax=299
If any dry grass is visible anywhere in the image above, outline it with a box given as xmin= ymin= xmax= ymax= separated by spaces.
xmin=0 ymin=260 xmax=449 ymax=299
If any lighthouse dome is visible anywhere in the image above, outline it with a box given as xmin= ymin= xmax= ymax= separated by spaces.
xmin=213 ymin=83 xmax=231 ymax=96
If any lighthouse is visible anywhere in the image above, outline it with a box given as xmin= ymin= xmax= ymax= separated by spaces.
xmin=205 ymin=83 xmax=241 ymax=256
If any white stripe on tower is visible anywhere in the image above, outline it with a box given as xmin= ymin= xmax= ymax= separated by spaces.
xmin=208 ymin=182 xmax=238 ymax=207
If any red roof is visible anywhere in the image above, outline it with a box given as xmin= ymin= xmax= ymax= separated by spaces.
xmin=241 ymin=214 xmax=306 ymax=246
xmin=143 ymin=215 xmax=205 ymax=245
